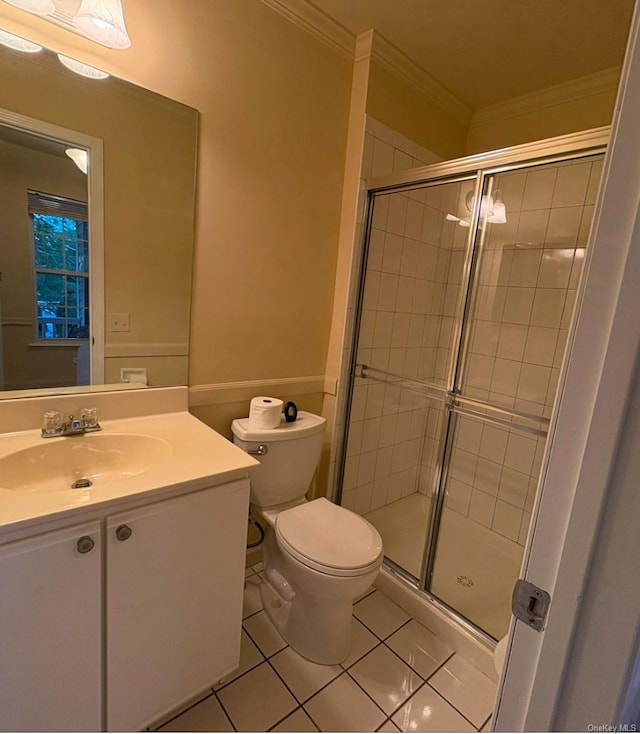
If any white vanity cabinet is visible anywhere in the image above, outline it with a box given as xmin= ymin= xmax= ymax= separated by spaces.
xmin=0 ymin=520 xmax=103 ymax=732
xmin=0 ymin=478 xmax=250 ymax=733
xmin=106 ymin=480 xmax=249 ymax=731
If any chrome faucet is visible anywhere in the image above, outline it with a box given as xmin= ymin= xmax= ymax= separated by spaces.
xmin=41 ymin=408 xmax=101 ymax=438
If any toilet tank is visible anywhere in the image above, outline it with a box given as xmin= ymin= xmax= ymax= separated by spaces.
xmin=231 ymin=411 xmax=326 ymax=509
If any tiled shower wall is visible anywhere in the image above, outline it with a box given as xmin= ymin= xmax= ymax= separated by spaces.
xmin=341 ymin=183 xmax=469 ymax=517
xmin=444 ymin=155 xmax=604 ymax=545
xmin=337 ymin=117 xmax=442 ymax=515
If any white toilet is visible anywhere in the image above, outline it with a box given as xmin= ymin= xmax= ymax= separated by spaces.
xmin=232 ymin=410 xmax=383 ymax=665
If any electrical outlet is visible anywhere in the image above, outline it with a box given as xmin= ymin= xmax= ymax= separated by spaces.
xmin=109 ymin=313 xmax=130 ymax=332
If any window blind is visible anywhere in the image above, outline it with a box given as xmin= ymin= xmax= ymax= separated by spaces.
xmin=27 ymin=190 xmax=88 ymax=220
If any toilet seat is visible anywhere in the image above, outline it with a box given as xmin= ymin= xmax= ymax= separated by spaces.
xmin=275 ymin=498 xmax=383 ymax=578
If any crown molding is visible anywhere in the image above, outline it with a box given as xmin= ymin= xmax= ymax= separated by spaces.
xmin=258 ymin=0 xmax=355 ymax=59
xmin=259 ymin=0 xmax=472 ymax=125
xmin=354 ymin=28 xmax=374 ymax=63
xmin=369 ymin=33 xmax=472 ymax=125
xmin=471 ymin=67 xmax=622 ymax=128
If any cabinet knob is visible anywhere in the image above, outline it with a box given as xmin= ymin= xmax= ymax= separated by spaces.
xmin=115 ymin=524 xmax=133 ymax=542
xmin=77 ymin=535 xmax=95 ymax=554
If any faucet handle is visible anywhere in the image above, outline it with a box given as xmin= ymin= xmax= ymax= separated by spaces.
xmin=81 ymin=407 xmax=100 ymax=430
xmin=42 ymin=410 xmax=63 ymax=436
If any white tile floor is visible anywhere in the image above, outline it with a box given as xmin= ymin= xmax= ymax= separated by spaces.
xmin=158 ymin=564 xmax=497 ymax=732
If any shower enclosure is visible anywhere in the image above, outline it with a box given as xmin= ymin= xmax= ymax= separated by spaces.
xmin=337 ymin=130 xmax=607 ymax=641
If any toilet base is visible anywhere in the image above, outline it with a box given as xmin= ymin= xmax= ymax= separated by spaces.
xmin=260 ymin=576 xmax=354 ymax=664
xmin=260 ymin=528 xmax=381 ymax=665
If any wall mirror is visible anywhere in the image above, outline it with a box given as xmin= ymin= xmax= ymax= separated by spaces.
xmin=0 ymin=43 xmax=198 ymax=396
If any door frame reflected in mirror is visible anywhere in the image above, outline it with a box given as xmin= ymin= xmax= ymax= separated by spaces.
xmin=0 ymin=107 xmax=104 ymax=387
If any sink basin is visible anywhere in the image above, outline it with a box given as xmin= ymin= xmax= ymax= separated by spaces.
xmin=0 ymin=433 xmax=171 ymax=493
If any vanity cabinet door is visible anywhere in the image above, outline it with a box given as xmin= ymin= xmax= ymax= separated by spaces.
xmin=105 ymin=479 xmax=250 ymax=732
xmin=0 ymin=520 xmax=102 ymax=733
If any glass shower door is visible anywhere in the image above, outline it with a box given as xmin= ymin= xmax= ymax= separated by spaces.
xmin=427 ymin=154 xmax=604 ymax=638
xmin=340 ymin=175 xmax=478 ymax=579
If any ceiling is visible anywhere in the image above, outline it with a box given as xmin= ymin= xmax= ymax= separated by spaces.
xmin=307 ymin=0 xmax=636 ymax=109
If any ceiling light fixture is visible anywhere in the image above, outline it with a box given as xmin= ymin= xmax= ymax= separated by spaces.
xmin=1 ymin=0 xmax=54 ymax=15
xmin=447 ymin=190 xmax=507 ymax=228
xmin=65 ymin=147 xmax=88 ymax=174
xmin=0 ymin=28 xmax=42 ymax=52
xmin=73 ymin=0 xmax=131 ymax=49
xmin=57 ymin=53 xmax=109 ymax=79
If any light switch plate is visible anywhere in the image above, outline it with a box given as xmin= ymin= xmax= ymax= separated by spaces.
xmin=109 ymin=313 xmax=130 ymax=332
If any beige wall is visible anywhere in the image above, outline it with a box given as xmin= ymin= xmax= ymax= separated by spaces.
xmin=367 ymin=60 xmax=468 ymax=161
xmin=0 ymin=138 xmax=87 ymax=390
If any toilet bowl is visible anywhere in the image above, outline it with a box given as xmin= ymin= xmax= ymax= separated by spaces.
xmin=260 ymin=497 xmax=382 ymax=664
xmin=232 ymin=411 xmax=384 ymax=664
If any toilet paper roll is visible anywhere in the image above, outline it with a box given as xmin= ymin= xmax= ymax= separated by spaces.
xmin=248 ymin=396 xmax=283 ymax=429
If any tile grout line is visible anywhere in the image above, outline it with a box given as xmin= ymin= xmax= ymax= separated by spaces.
xmin=376 ymin=717 xmax=395 ymax=733
xmin=422 ymin=650 xmax=486 ymax=727
xmin=266 ymin=704 xmax=306 ymax=733
xmin=480 ymin=712 xmax=494 ymax=732
xmin=214 ymin=655 xmax=265 ymax=694
xmin=423 ymin=679 xmax=482 ymax=730
xmin=379 ymin=633 xmax=451 ymax=683
xmin=261 ymin=654 xmax=324 ymax=731
xmin=216 ymin=654 xmax=298 ymax=733
xmin=424 ymin=649 xmax=456 ymax=682
xmin=345 ymin=620 xmax=436 ymax=722
xmin=344 ymin=666 xmax=398 ymax=723
xmin=355 ymin=585 xmax=378 ymax=604
xmin=213 ymin=626 xmax=268 ymax=693
xmin=352 ymin=599 xmax=410 ymax=643
xmin=212 ymin=688 xmax=238 ymax=733
xmin=262 ymin=636 xmax=368 ymax=712
xmin=241 ymin=612 xmax=289 ymax=659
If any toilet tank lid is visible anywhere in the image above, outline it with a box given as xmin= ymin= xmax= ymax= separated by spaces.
xmin=231 ymin=411 xmax=326 ymax=442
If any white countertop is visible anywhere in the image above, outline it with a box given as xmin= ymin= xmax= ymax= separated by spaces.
xmin=0 ymin=410 xmax=258 ymax=538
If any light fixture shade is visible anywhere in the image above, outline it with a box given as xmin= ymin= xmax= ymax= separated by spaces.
xmin=489 ymin=200 xmax=507 ymax=224
xmin=73 ymin=0 xmax=131 ymax=49
xmin=57 ymin=53 xmax=110 ymax=79
xmin=65 ymin=148 xmax=88 ymax=174
xmin=2 ymin=0 xmax=55 ymax=15
xmin=479 ymin=194 xmax=494 ymax=221
xmin=0 ymin=29 xmax=42 ymax=52
xmin=488 ymin=190 xmax=507 ymax=224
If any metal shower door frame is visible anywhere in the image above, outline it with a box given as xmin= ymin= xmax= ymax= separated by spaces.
xmin=336 ymin=126 xmax=609 ymax=638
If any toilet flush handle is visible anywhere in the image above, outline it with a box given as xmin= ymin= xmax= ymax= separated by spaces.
xmin=248 ymin=444 xmax=268 ymax=456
